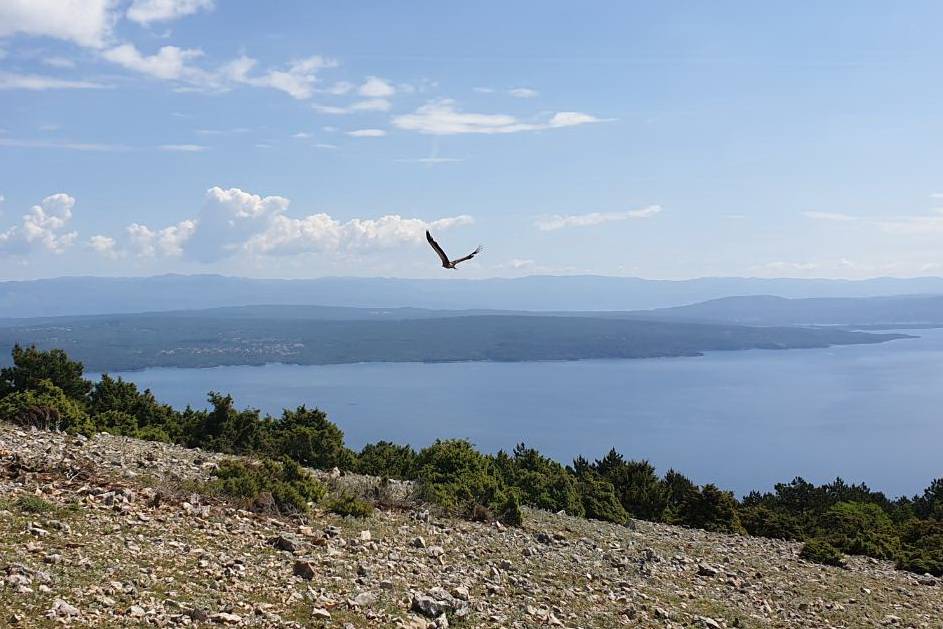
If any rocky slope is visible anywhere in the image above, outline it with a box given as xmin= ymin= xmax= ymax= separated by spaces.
xmin=0 ymin=424 xmax=940 ymax=628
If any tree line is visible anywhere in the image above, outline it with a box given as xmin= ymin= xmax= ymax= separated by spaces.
xmin=1 ymin=345 xmax=940 ymax=576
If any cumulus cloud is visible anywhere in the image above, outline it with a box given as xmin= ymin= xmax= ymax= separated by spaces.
xmin=392 ymin=99 xmax=606 ymax=135
xmin=535 ymin=205 xmax=662 ymax=231
xmin=246 ymin=213 xmax=473 ymax=257
xmin=94 ymin=187 xmax=473 ymax=262
xmin=127 ymin=0 xmax=214 ymax=25
xmin=0 ymin=72 xmax=108 ymax=90
xmin=87 ymin=234 xmax=119 ymax=258
xmin=358 ymin=76 xmax=395 ymax=97
xmin=0 ymin=193 xmax=78 ymax=256
xmin=126 ymin=219 xmax=196 ymax=257
xmin=0 ymin=0 xmax=118 ymax=49
xmin=347 ymin=129 xmax=386 ymax=137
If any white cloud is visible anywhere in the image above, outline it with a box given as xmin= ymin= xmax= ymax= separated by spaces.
xmin=0 ymin=0 xmax=118 ymax=49
xmin=101 ymin=46 xmax=336 ymax=100
xmin=803 ymin=210 xmax=858 ymax=222
xmin=222 ymin=54 xmax=336 ymax=99
xmin=126 ymin=219 xmax=196 ymax=257
xmin=321 ymin=81 xmax=354 ymax=95
xmin=473 ymin=87 xmax=495 ymax=94
xmin=42 ymin=56 xmax=77 ymax=68
xmin=312 ymin=98 xmax=392 ymax=114
xmin=508 ymin=87 xmax=538 ymax=98
xmin=0 ymin=72 xmax=108 ymax=90
xmin=347 ymin=129 xmax=386 ymax=137
xmin=358 ymin=76 xmax=395 ymax=97
xmin=88 ymin=234 xmax=119 ymax=258
xmin=246 ymin=213 xmax=473 ymax=257
xmin=292 ymin=132 xmax=311 ymax=139
xmin=127 ymin=0 xmax=214 ymax=25
xmin=102 ymin=43 xmax=204 ymax=80
xmin=0 ymin=193 xmax=78 ymax=256
xmin=548 ymin=111 xmax=602 ymax=127
xmin=101 ymin=186 xmax=473 ymax=262
xmin=535 ymin=205 xmax=662 ymax=231
xmin=159 ymin=143 xmax=207 ymax=152
xmin=314 ymin=143 xmax=337 ymax=149
xmin=392 ymin=99 xmax=606 ymax=135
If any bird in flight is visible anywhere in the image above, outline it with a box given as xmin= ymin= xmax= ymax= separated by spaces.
xmin=426 ymin=230 xmax=482 ymax=269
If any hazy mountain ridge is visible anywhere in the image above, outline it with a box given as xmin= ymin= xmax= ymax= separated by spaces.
xmin=5 ymin=273 xmax=943 ymax=318
xmin=641 ymin=294 xmax=943 ymax=326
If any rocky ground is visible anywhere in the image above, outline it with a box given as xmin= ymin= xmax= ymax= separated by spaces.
xmin=0 ymin=424 xmax=940 ymax=628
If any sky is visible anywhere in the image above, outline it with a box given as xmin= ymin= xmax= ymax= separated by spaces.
xmin=2 ymin=1 xmax=943 ymax=281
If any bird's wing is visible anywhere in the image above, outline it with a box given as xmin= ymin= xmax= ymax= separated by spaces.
xmin=426 ymin=230 xmax=451 ymax=266
xmin=450 ymin=245 xmax=482 ymax=266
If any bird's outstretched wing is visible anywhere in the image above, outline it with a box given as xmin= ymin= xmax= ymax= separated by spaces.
xmin=450 ymin=245 xmax=482 ymax=266
xmin=426 ymin=230 xmax=451 ymax=266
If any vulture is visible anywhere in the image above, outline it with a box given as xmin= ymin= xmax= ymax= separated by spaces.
xmin=426 ymin=230 xmax=482 ymax=269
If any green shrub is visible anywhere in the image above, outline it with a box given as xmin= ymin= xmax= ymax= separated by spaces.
xmin=495 ymin=444 xmax=584 ymax=517
xmin=273 ymin=406 xmax=356 ymax=470
xmin=414 ymin=439 xmax=505 ymax=516
xmin=800 ymin=538 xmax=846 ymax=567
xmin=207 ymin=458 xmax=326 ymax=514
xmin=189 ymin=393 xmax=268 ymax=454
xmin=896 ymin=519 xmax=943 ymax=577
xmin=739 ymin=505 xmax=804 ymax=541
xmin=672 ymin=484 xmax=744 ymax=534
xmin=90 ymin=375 xmax=181 ymax=440
xmin=593 ymin=450 xmax=667 ymax=521
xmin=0 ymin=379 xmax=93 ymax=433
xmin=325 ymin=492 xmax=374 ymax=518
xmin=816 ymin=501 xmax=900 ymax=560
xmin=574 ymin=470 xmax=627 ymax=524
xmin=498 ymin=493 xmax=523 ymax=526
xmin=357 ymin=441 xmax=417 ymax=479
xmin=15 ymin=495 xmax=55 ymax=513
xmin=93 ymin=409 xmax=139 ymax=435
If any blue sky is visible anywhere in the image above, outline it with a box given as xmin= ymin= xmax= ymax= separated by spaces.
xmin=2 ymin=1 xmax=943 ymax=280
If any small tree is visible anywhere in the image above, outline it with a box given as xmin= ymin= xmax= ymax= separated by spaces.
xmin=273 ymin=405 xmax=354 ymax=470
xmin=593 ymin=450 xmax=667 ymax=521
xmin=575 ymin=469 xmax=628 ymax=524
xmin=0 ymin=345 xmax=91 ymax=402
xmin=357 ymin=441 xmax=417 ymax=479
xmin=414 ymin=439 xmax=505 ymax=516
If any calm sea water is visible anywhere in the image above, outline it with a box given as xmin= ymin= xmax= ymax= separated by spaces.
xmin=96 ymin=329 xmax=943 ymax=497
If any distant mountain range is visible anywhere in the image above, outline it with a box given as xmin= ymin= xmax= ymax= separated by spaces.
xmin=4 ymin=273 xmax=943 ymax=318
